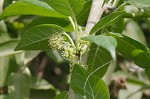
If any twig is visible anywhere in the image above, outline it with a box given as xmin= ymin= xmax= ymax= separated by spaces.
xmin=0 ymin=0 xmax=3 ymax=13
xmin=85 ymin=0 xmax=105 ymax=34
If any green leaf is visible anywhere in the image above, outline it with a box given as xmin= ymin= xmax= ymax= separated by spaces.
xmin=71 ymin=64 xmax=110 ymax=99
xmin=145 ymin=63 xmax=150 ymax=81
xmin=109 ymin=33 xmax=150 ymax=80
xmin=83 ymin=35 xmax=117 ymax=54
xmin=90 ymin=11 xmax=125 ymax=34
xmin=8 ymin=72 xmax=31 ymax=99
xmin=0 ymin=0 xmax=66 ymax=20
xmin=44 ymin=0 xmax=84 ymax=17
xmin=111 ymin=18 xmax=125 ymax=33
xmin=109 ymin=33 xmax=147 ymax=58
xmin=134 ymin=51 xmax=150 ymax=80
xmin=87 ymin=44 xmax=112 ymax=77
xmin=15 ymin=24 xmax=64 ymax=50
xmin=76 ymin=0 xmax=92 ymax=25
xmin=82 ymin=35 xmax=116 ymax=77
xmin=0 ymin=39 xmax=21 ymax=57
xmin=134 ymin=51 xmax=150 ymax=67
xmin=126 ymin=0 xmax=150 ymax=11
xmin=22 ymin=17 xmax=70 ymax=35
xmin=54 ymin=92 xmax=68 ymax=99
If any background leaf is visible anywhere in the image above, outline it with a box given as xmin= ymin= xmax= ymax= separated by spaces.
xmin=123 ymin=20 xmax=147 ymax=46
xmin=8 ymin=72 xmax=31 ymax=99
xmin=44 ymin=0 xmax=84 ymax=17
xmin=71 ymin=64 xmax=110 ymax=99
xmin=126 ymin=0 xmax=150 ymax=11
xmin=24 ymin=51 xmax=41 ymax=65
xmin=29 ymin=89 xmax=56 ymax=99
xmin=0 ymin=0 xmax=65 ymax=20
xmin=90 ymin=11 xmax=125 ymax=34
xmin=15 ymin=24 xmax=64 ymax=50
xmin=0 ymin=57 xmax=10 ymax=87
xmin=0 ymin=39 xmax=21 ymax=57
xmin=0 ymin=20 xmax=10 ymax=43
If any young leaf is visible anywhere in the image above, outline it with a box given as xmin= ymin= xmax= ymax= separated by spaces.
xmin=15 ymin=24 xmax=64 ymax=50
xmin=71 ymin=64 xmax=110 ymax=99
xmin=87 ymin=44 xmax=112 ymax=77
xmin=54 ymin=92 xmax=68 ymax=99
xmin=0 ymin=0 xmax=65 ymax=20
xmin=44 ymin=0 xmax=84 ymax=17
xmin=126 ymin=0 xmax=150 ymax=11
xmin=83 ymin=35 xmax=117 ymax=54
xmin=90 ymin=11 xmax=125 ymax=34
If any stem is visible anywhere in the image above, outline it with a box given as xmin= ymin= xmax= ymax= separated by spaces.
xmin=85 ymin=0 xmax=105 ymax=34
xmin=63 ymin=32 xmax=75 ymax=47
xmin=75 ymin=22 xmax=80 ymax=49
xmin=107 ymin=0 xmax=113 ymax=5
xmin=112 ymin=0 xmax=119 ymax=7
xmin=0 ymin=0 xmax=3 ymax=13
xmin=123 ymin=12 xmax=150 ymax=18
xmin=68 ymin=16 xmax=75 ymax=30
xmin=68 ymin=16 xmax=79 ymax=50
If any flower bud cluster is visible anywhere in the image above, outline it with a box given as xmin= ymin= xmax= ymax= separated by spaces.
xmin=48 ymin=33 xmax=66 ymax=50
xmin=48 ymin=33 xmax=89 ymax=67
xmin=77 ymin=39 xmax=90 ymax=55
xmin=48 ymin=33 xmax=78 ymax=63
